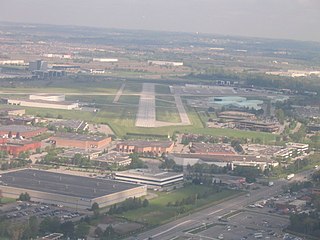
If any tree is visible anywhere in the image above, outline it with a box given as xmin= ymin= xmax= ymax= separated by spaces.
xmin=94 ymin=227 xmax=104 ymax=238
xmin=75 ymin=222 xmax=90 ymax=239
xmin=142 ymin=199 xmax=149 ymax=207
xmin=233 ymin=166 xmax=261 ymax=183
xmin=91 ymin=202 xmax=100 ymax=217
xmin=103 ymin=225 xmax=117 ymax=239
xmin=60 ymin=221 xmax=75 ymax=238
xmin=39 ymin=217 xmax=60 ymax=234
xmin=19 ymin=192 xmax=31 ymax=201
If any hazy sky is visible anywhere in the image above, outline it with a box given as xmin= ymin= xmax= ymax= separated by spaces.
xmin=1 ymin=0 xmax=320 ymax=42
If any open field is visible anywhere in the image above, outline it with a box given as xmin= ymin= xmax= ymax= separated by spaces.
xmin=0 ymin=198 xmax=16 ymax=204
xmin=0 ymin=79 xmax=122 ymax=94
xmin=155 ymin=84 xmax=171 ymax=94
xmin=117 ymin=95 xmax=140 ymax=105
xmin=22 ymin=104 xmax=276 ymax=142
xmin=156 ymin=107 xmax=181 ymax=123
xmin=117 ymin=184 xmax=240 ymax=226
xmin=122 ymin=82 xmax=143 ymax=94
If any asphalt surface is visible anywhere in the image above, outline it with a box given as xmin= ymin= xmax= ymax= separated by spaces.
xmin=130 ymin=170 xmax=313 ymax=240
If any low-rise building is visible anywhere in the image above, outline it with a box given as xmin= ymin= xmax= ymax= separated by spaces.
xmin=7 ymin=99 xmax=78 ymax=110
xmin=93 ymin=152 xmax=132 ymax=167
xmin=51 ymin=133 xmax=112 ymax=150
xmin=0 ymin=125 xmax=47 ymax=138
xmin=235 ymin=120 xmax=279 ymax=133
xmin=29 ymin=94 xmax=65 ymax=102
xmin=58 ymin=148 xmax=103 ymax=159
xmin=0 ymin=138 xmax=41 ymax=156
xmin=117 ymin=140 xmax=174 ymax=155
xmin=115 ymin=169 xmax=184 ymax=190
xmin=190 ymin=142 xmax=236 ymax=155
xmin=0 ymin=108 xmax=25 ymax=116
xmin=169 ymin=153 xmax=278 ymax=171
xmin=48 ymin=120 xmax=88 ymax=132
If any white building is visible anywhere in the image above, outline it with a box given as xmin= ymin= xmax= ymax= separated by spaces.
xmin=29 ymin=94 xmax=65 ymax=102
xmin=93 ymin=58 xmax=118 ymax=62
xmin=115 ymin=169 xmax=184 ymax=190
xmin=147 ymin=60 xmax=184 ymax=66
xmin=7 ymin=99 xmax=78 ymax=110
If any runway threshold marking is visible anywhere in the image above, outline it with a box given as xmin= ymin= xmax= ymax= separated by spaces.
xmin=207 ymin=209 xmax=223 ymax=216
xmin=144 ymin=220 xmax=192 ymax=240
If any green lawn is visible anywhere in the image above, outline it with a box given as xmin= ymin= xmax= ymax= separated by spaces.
xmin=156 ymin=107 xmax=181 ymax=123
xmin=22 ymin=103 xmax=276 ymax=142
xmin=117 ymin=95 xmax=140 ymax=105
xmin=155 ymin=84 xmax=171 ymax=94
xmin=122 ymin=82 xmax=143 ymax=94
xmin=0 ymin=198 xmax=16 ymax=204
xmin=117 ymin=184 xmax=241 ymax=226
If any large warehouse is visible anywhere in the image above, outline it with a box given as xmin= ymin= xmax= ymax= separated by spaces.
xmin=0 ymin=125 xmax=47 ymax=138
xmin=51 ymin=133 xmax=112 ymax=149
xmin=0 ymin=169 xmax=147 ymax=209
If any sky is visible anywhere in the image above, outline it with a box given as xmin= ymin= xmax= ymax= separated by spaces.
xmin=1 ymin=0 xmax=320 ymax=42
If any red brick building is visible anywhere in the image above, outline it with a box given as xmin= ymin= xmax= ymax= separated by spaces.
xmin=0 ymin=138 xmax=41 ymax=157
xmin=0 ymin=125 xmax=47 ymax=138
xmin=117 ymin=140 xmax=174 ymax=155
xmin=51 ymin=133 xmax=112 ymax=149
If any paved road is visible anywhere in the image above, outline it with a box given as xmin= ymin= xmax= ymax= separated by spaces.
xmin=113 ymin=81 xmax=126 ymax=103
xmin=130 ymin=170 xmax=313 ymax=240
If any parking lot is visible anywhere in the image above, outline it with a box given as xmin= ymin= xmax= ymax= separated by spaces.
xmin=185 ymin=210 xmax=290 ymax=240
xmin=0 ymin=201 xmax=85 ymax=222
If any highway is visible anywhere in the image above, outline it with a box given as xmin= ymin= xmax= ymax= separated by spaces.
xmin=129 ymin=170 xmax=314 ymax=240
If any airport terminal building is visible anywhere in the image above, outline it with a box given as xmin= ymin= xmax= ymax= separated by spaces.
xmin=0 ymin=169 xmax=147 ymax=209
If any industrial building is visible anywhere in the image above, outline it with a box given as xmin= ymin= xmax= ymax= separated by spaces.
xmin=190 ymin=142 xmax=236 ymax=155
xmin=0 ymin=138 xmax=41 ymax=157
xmin=169 ymin=153 xmax=279 ymax=171
xmin=0 ymin=125 xmax=47 ymax=138
xmin=48 ymin=120 xmax=88 ymax=132
xmin=0 ymin=169 xmax=147 ymax=209
xmin=117 ymin=140 xmax=174 ymax=155
xmin=115 ymin=169 xmax=184 ymax=190
xmin=0 ymin=116 xmax=35 ymax=125
xmin=29 ymin=60 xmax=48 ymax=72
xmin=234 ymin=120 xmax=279 ymax=133
xmin=51 ymin=133 xmax=112 ymax=150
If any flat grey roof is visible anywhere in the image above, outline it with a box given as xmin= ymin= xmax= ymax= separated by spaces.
xmin=1 ymin=169 xmax=141 ymax=199
xmin=0 ymin=125 xmax=45 ymax=132
xmin=53 ymin=133 xmax=108 ymax=142
xmin=115 ymin=169 xmax=183 ymax=180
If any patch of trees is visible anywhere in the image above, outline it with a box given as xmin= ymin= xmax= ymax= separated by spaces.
xmin=187 ymin=163 xmax=227 ymax=175
xmin=1 ymin=159 xmax=31 ymax=170
xmin=108 ymin=197 xmax=149 ymax=214
xmin=18 ymin=192 xmax=31 ymax=201
xmin=159 ymin=158 xmax=183 ymax=172
xmin=95 ymin=224 xmax=120 ymax=240
xmin=233 ymin=166 xmax=261 ymax=183
xmin=0 ymin=216 xmax=84 ymax=240
xmin=127 ymin=153 xmax=148 ymax=169
xmin=288 ymin=212 xmax=320 ymax=238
